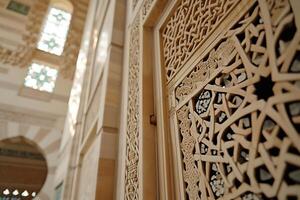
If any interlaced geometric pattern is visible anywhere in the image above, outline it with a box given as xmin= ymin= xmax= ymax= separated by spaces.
xmin=173 ymin=0 xmax=300 ymax=199
xmin=125 ymin=16 xmax=141 ymax=200
xmin=142 ymin=0 xmax=154 ymax=20
xmin=161 ymin=0 xmax=238 ymax=82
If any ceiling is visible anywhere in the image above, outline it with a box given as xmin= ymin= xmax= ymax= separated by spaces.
xmin=0 ymin=0 xmax=89 ymax=131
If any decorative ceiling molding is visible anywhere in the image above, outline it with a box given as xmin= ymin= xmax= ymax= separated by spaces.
xmin=0 ymin=148 xmax=45 ymax=160
xmin=0 ymin=79 xmax=69 ymax=103
xmin=0 ymin=0 xmax=49 ymax=67
xmin=0 ymin=104 xmax=59 ymax=128
xmin=0 ymin=110 xmax=56 ymax=128
xmin=0 ymin=0 xmax=89 ymax=80
xmin=60 ymin=0 xmax=89 ymax=79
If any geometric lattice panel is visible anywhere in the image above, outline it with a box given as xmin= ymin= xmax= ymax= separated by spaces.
xmin=170 ymin=0 xmax=300 ymax=199
xmin=162 ymin=0 xmax=238 ymax=82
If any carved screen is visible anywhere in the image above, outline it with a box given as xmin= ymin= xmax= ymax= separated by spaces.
xmin=162 ymin=0 xmax=300 ymax=199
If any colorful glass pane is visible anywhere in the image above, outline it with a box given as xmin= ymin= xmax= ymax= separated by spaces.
xmin=37 ymin=7 xmax=71 ymax=56
xmin=24 ymin=63 xmax=58 ymax=93
xmin=7 ymin=0 xmax=30 ymax=15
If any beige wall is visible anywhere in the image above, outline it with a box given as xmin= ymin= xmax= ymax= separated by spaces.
xmin=55 ymin=0 xmax=125 ymax=199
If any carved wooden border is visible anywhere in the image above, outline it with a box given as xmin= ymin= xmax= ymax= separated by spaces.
xmin=124 ymin=14 xmax=141 ymax=200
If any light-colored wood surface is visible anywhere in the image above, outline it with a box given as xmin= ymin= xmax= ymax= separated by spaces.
xmin=158 ymin=0 xmax=300 ymax=199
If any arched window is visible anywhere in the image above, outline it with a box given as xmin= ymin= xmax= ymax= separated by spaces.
xmin=37 ymin=0 xmax=73 ymax=56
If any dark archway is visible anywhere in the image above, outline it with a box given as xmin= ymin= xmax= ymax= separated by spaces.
xmin=0 ymin=137 xmax=48 ymax=200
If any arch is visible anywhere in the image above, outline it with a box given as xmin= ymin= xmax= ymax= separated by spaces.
xmin=0 ymin=137 xmax=48 ymax=199
xmin=0 ymin=123 xmax=61 ymax=200
xmin=50 ymin=0 xmax=73 ymax=13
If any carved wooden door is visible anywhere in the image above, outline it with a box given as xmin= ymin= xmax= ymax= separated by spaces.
xmin=160 ymin=0 xmax=300 ymax=199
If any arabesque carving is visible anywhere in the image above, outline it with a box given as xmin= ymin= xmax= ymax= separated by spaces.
xmin=60 ymin=0 xmax=88 ymax=79
xmin=142 ymin=0 xmax=154 ymax=20
xmin=132 ymin=0 xmax=139 ymax=11
xmin=172 ymin=0 xmax=300 ymax=199
xmin=161 ymin=0 xmax=238 ymax=82
xmin=124 ymin=16 xmax=141 ymax=200
xmin=0 ymin=0 xmax=49 ymax=67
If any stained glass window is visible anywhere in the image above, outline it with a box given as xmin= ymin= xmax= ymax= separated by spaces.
xmin=7 ymin=0 xmax=30 ymax=15
xmin=37 ymin=7 xmax=72 ymax=56
xmin=24 ymin=63 xmax=58 ymax=93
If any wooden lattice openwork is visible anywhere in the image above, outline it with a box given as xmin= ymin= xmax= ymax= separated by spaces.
xmin=161 ymin=0 xmax=238 ymax=82
xmin=162 ymin=0 xmax=300 ymax=199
